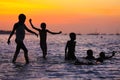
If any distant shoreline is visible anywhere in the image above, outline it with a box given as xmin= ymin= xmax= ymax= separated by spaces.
xmin=0 ymin=30 xmax=11 ymax=34
xmin=0 ymin=30 xmax=119 ymax=35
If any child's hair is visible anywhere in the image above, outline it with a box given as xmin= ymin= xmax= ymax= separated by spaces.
xmin=18 ymin=14 xmax=26 ymax=20
xmin=99 ymin=52 xmax=105 ymax=58
xmin=87 ymin=49 xmax=93 ymax=56
xmin=41 ymin=22 xmax=46 ymax=29
xmin=69 ymin=32 xmax=76 ymax=40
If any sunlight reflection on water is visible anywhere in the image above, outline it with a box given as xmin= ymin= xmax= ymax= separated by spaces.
xmin=0 ymin=34 xmax=120 ymax=80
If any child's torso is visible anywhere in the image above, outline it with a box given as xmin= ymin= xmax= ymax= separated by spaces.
xmin=67 ymin=41 xmax=76 ymax=53
xmin=15 ymin=23 xmax=25 ymax=41
xmin=39 ymin=30 xmax=47 ymax=42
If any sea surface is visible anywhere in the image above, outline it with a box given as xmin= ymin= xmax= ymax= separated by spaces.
xmin=0 ymin=34 xmax=120 ymax=80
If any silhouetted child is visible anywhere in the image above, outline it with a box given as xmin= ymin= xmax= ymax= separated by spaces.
xmin=29 ymin=19 xmax=62 ymax=59
xmin=7 ymin=14 xmax=38 ymax=64
xmin=85 ymin=49 xmax=95 ymax=60
xmin=74 ymin=49 xmax=95 ymax=65
xmin=74 ymin=51 xmax=116 ymax=65
xmin=96 ymin=51 xmax=116 ymax=63
xmin=65 ymin=32 xmax=77 ymax=60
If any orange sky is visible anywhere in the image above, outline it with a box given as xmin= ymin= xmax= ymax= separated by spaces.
xmin=0 ymin=0 xmax=120 ymax=34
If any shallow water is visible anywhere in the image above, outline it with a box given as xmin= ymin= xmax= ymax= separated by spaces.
xmin=0 ymin=34 xmax=120 ymax=80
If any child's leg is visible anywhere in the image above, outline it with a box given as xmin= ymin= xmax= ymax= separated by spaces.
xmin=43 ymin=47 xmax=47 ymax=59
xmin=21 ymin=42 xmax=29 ymax=64
xmin=12 ymin=44 xmax=20 ymax=63
xmin=40 ymin=43 xmax=47 ymax=59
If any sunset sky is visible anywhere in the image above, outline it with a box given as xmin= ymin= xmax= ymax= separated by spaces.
xmin=0 ymin=0 xmax=120 ymax=34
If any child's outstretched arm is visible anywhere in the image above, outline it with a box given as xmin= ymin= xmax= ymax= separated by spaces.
xmin=105 ymin=51 xmax=116 ymax=59
xmin=47 ymin=30 xmax=62 ymax=34
xmin=25 ymin=25 xmax=38 ymax=37
xmin=29 ymin=19 xmax=40 ymax=31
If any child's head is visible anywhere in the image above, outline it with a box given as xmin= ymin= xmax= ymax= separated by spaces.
xmin=87 ymin=49 xmax=93 ymax=56
xmin=41 ymin=22 xmax=46 ymax=29
xmin=69 ymin=32 xmax=76 ymax=40
xmin=18 ymin=14 xmax=26 ymax=23
xmin=99 ymin=52 xmax=105 ymax=58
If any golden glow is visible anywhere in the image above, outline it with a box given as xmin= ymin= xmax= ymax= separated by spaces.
xmin=1 ymin=0 xmax=120 ymax=15
xmin=0 ymin=0 xmax=120 ymax=33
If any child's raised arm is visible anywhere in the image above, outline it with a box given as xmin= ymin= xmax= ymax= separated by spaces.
xmin=29 ymin=19 xmax=40 ymax=31
xmin=105 ymin=51 xmax=116 ymax=59
xmin=24 ymin=25 xmax=38 ymax=37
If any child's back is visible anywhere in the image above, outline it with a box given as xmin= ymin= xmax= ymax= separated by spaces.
xmin=65 ymin=33 xmax=76 ymax=60
xmin=67 ymin=40 xmax=76 ymax=60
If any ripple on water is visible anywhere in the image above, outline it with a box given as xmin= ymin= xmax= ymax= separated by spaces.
xmin=0 ymin=35 xmax=120 ymax=80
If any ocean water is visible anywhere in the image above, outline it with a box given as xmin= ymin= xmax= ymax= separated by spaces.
xmin=0 ymin=34 xmax=120 ymax=80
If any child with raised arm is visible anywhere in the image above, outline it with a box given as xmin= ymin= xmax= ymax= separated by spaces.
xmin=96 ymin=51 xmax=116 ymax=63
xmin=7 ymin=14 xmax=38 ymax=64
xmin=29 ymin=19 xmax=62 ymax=59
xmin=65 ymin=32 xmax=77 ymax=60
xmin=74 ymin=51 xmax=116 ymax=65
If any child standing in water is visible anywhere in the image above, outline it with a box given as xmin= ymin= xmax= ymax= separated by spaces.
xmin=7 ymin=14 xmax=38 ymax=64
xmin=29 ymin=19 xmax=62 ymax=59
xmin=65 ymin=32 xmax=77 ymax=60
